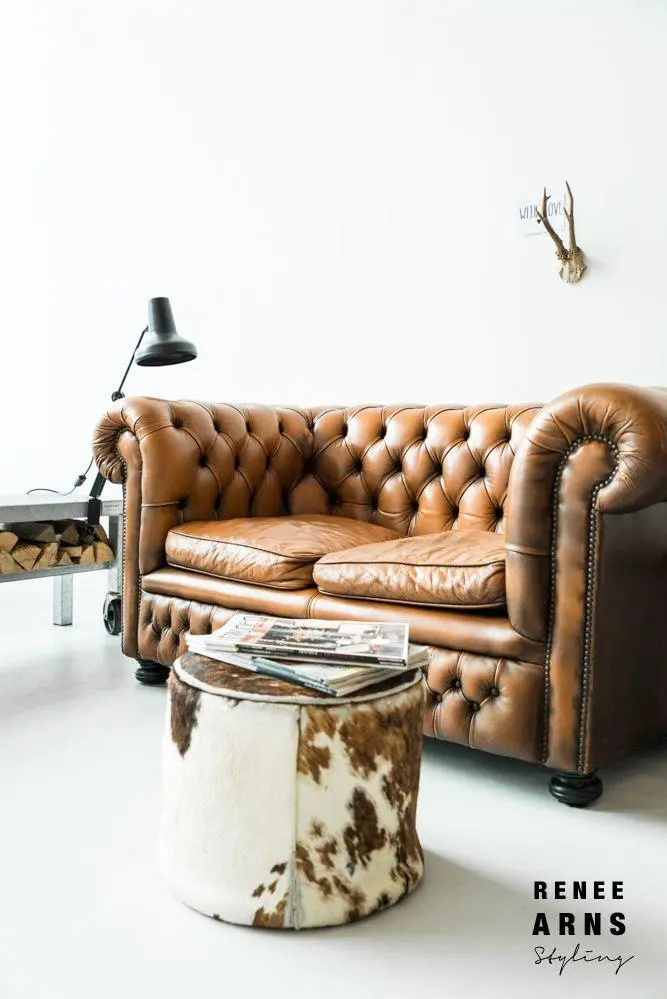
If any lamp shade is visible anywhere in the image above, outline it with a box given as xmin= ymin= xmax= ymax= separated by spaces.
xmin=135 ymin=297 xmax=198 ymax=367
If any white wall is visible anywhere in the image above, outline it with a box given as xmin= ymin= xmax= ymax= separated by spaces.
xmin=1 ymin=0 xmax=666 ymax=491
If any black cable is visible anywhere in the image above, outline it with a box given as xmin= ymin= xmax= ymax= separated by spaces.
xmin=26 ymin=323 xmax=147 ymax=499
xmin=27 ymin=456 xmax=95 ymax=496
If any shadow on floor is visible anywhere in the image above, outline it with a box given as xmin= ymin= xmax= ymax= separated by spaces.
xmin=207 ymin=851 xmax=532 ymax=950
xmin=352 ymin=850 xmax=528 ymax=944
xmin=594 ymin=738 xmax=667 ymax=822
xmin=421 ymin=733 xmax=667 ymax=824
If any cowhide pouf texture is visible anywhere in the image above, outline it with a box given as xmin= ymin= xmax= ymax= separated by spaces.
xmin=158 ymin=654 xmax=425 ymax=929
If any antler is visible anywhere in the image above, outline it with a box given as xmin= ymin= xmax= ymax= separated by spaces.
xmin=536 ymin=187 xmax=567 ymax=259
xmin=563 ymin=180 xmax=577 ymax=254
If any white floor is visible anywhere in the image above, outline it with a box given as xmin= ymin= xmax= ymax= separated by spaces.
xmin=1 ymin=575 xmax=666 ymax=999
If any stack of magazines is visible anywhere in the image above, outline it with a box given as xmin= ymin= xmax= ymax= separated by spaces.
xmin=187 ymin=612 xmax=428 ymax=696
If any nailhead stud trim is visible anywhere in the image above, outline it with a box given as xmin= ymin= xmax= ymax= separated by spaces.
xmin=541 ymin=434 xmax=619 ymax=770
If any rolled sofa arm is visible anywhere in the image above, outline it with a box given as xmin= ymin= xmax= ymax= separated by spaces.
xmin=506 ymin=383 xmax=667 ymax=644
xmin=92 ymin=396 xmax=312 ymax=656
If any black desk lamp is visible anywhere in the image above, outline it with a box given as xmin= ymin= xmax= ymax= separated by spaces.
xmin=86 ymin=297 xmax=197 ymax=523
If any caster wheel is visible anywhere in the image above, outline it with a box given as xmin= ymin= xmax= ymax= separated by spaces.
xmin=103 ymin=593 xmax=122 ymax=636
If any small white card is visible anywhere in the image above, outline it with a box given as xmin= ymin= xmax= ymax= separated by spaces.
xmin=517 ymin=190 xmax=566 ymax=237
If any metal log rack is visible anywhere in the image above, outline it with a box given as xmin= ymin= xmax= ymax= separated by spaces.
xmin=0 ymin=493 xmax=123 ymax=632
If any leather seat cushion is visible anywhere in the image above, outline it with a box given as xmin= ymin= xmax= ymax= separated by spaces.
xmin=313 ymin=529 xmax=506 ymax=609
xmin=141 ymin=569 xmax=545 ymax=664
xmin=165 ymin=514 xmax=401 ymax=589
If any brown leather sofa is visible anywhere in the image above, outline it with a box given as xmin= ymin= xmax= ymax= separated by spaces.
xmin=93 ymin=383 xmax=667 ymax=807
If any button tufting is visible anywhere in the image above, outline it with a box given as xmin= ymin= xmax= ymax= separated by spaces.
xmin=490 ymin=686 xmax=499 ymax=697
xmin=471 ymin=701 xmax=480 ymax=712
xmin=121 ymin=402 xmax=555 ymax=684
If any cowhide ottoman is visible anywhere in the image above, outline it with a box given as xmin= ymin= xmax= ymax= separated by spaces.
xmin=158 ymin=651 xmax=425 ymax=929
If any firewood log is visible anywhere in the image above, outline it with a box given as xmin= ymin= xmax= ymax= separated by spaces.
xmin=0 ymin=551 xmax=21 ymax=574
xmin=56 ymin=550 xmax=73 ymax=566
xmin=79 ymin=545 xmax=95 ymax=565
xmin=53 ymin=520 xmax=80 ymax=546
xmin=62 ymin=545 xmax=83 ymax=560
xmin=33 ymin=542 xmax=58 ymax=569
xmin=12 ymin=542 xmax=41 ymax=571
xmin=93 ymin=541 xmax=114 ymax=564
xmin=91 ymin=523 xmax=110 ymax=544
xmin=12 ymin=522 xmax=57 ymax=544
xmin=0 ymin=530 xmax=19 ymax=553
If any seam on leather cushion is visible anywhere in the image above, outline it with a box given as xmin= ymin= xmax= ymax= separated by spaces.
xmin=168 ymin=532 xmax=325 ymax=561
xmin=313 ymin=586 xmax=506 ymax=610
xmin=315 ymin=558 xmax=504 ymax=569
xmin=164 ymin=560 xmax=307 ymax=589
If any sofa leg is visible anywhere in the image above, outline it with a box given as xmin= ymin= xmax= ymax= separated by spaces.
xmin=548 ymin=771 xmax=603 ymax=807
xmin=135 ymin=659 xmax=170 ymax=686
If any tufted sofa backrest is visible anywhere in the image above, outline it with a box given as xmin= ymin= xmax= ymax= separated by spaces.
xmin=290 ymin=404 xmax=542 ymax=536
xmin=94 ymin=398 xmax=542 ymax=582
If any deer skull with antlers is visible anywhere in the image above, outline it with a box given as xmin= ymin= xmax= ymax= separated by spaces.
xmin=536 ymin=182 xmax=586 ymax=283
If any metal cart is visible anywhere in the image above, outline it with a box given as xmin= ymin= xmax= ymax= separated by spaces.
xmin=0 ymin=493 xmax=123 ymax=633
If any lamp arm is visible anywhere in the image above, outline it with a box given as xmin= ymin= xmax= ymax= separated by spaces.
xmin=87 ymin=323 xmax=149 ymax=522
xmin=31 ymin=301 xmax=194 ymax=516
xmin=111 ymin=325 xmax=149 ymax=402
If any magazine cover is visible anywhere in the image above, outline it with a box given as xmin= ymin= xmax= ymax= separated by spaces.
xmin=181 ymin=646 xmax=403 ymax=696
xmin=208 ymin=612 xmax=410 ymax=664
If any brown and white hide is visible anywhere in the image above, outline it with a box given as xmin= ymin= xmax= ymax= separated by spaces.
xmin=158 ymin=664 xmax=424 ymax=929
